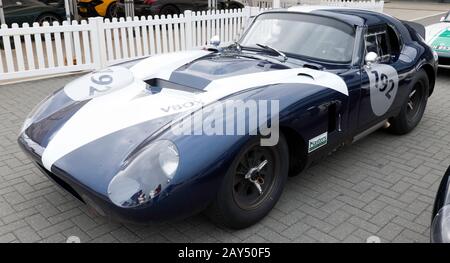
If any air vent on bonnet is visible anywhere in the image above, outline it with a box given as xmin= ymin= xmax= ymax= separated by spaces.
xmin=297 ymin=73 xmax=314 ymax=80
xmin=145 ymin=78 xmax=205 ymax=94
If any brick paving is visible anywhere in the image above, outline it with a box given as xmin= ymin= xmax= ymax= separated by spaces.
xmin=1 ymin=69 xmax=450 ymax=243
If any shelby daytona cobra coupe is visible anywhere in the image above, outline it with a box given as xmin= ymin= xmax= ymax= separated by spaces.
xmin=426 ymin=11 xmax=450 ymax=68
xmin=18 ymin=7 xmax=438 ymax=229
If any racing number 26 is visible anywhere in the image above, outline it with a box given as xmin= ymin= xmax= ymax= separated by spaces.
xmin=370 ymin=70 xmax=395 ymax=99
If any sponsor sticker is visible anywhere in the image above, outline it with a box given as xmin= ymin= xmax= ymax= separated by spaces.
xmin=308 ymin=132 xmax=328 ymax=153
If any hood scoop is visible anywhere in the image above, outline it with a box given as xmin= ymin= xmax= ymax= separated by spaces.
xmin=144 ymin=78 xmax=205 ymax=94
xmin=297 ymin=73 xmax=314 ymax=80
xmin=167 ymin=56 xmax=290 ymax=90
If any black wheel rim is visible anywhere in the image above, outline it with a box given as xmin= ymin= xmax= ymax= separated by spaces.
xmin=406 ymin=82 xmax=424 ymax=122
xmin=232 ymin=145 xmax=276 ymax=210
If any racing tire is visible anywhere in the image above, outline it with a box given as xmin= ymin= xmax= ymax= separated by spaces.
xmin=389 ymin=69 xmax=429 ymax=135
xmin=159 ymin=5 xmax=180 ymax=17
xmin=206 ymin=135 xmax=289 ymax=229
xmin=106 ymin=2 xmax=118 ymax=19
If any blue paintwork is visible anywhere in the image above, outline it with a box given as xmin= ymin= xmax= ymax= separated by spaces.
xmin=18 ymin=9 xmax=438 ymax=223
xmin=433 ymin=167 xmax=450 ymax=219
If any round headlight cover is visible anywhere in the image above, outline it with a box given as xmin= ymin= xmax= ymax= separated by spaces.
xmin=108 ymin=140 xmax=179 ymax=208
xmin=431 ymin=205 xmax=450 ymax=243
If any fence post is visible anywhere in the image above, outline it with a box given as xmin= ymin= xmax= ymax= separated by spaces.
xmin=185 ymin=10 xmax=193 ymax=50
xmin=272 ymin=0 xmax=280 ymax=8
xmin=89 ymin=17 xmax=107 ymax=69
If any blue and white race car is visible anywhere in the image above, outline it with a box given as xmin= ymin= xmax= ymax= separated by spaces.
xmin=18 ymin=7 xmax=438 ymax=229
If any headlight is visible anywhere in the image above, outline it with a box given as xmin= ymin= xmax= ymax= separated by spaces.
xmin=431 ymin=205 xmax=450 ymax=243
xmin=108 ymin=140 xmax=179 ymax=208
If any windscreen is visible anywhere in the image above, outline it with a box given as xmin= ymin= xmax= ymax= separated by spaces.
xmin=240 ymin=13 xmax=356 ymax=63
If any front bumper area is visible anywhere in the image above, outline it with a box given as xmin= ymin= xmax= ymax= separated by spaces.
xmin=17 ymin=133 xmax=205 ymax=224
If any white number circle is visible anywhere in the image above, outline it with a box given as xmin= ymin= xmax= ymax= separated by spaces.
xmin=366 ymin=64 xmax=399 ymax=117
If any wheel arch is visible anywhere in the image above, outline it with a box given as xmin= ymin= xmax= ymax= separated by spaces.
xmin=280 ymin=126 xmax=307 ymax=177
xmin=420 ymin=63 xmax=436 ymax=96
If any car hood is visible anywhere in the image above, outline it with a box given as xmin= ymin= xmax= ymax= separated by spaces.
xmin=429 ymin=27 xmax=450 ymax=54
xmin=22 ymin=50 xmax=348 ymax=173
xmin=426 ymin=22 xmax=449 ymax=42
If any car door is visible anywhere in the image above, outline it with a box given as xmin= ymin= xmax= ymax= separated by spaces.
xmin=357 ymin=24 xmax=406 ymax=131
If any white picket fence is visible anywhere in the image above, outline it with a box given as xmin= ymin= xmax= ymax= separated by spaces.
xmin=0 ymin=1 xmax=385 ymax=83
xmin=0 ymin=7 xmax=260 ymax=82
xmin=244 ymin=0 xmax=384 ymax=12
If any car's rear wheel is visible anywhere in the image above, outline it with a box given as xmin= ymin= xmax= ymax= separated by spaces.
xmin=389 ymin=69 xmax=429 ymax=135
xmin=206 ymin=135 xmax=289 ymax=229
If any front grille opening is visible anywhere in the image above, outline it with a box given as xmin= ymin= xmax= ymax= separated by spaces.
xmin=37 ymin=163 xmax=85 ymax=204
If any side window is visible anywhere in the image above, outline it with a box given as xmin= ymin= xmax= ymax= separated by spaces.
xmin=365 ymin=26 xmax=392 ymax=64
xmin=386 ymin=25 xmax=401 ymax=57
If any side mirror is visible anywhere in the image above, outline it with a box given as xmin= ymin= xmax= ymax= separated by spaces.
xmin=210 ymin=35 xmax=221 ymax=47
xmin=365 ymin=52 xmax=378 ymax=67
xmin=441 ymin=17 xmax=445 ymax=22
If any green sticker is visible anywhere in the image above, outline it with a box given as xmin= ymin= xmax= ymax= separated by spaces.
xmin=308 ymin=132 xmax=328 ymax=153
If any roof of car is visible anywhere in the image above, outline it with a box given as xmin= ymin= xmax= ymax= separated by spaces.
xmin=283 ymin=5 xmax=396 ymax=27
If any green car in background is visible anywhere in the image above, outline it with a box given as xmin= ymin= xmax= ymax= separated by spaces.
xmin=2 ymin=0 xmax=66 ymax=27
xmin=427 ymin=11 xmax=450 ymax=68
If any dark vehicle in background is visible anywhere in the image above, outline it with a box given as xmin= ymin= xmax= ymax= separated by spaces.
xmin=431 ymin=166 xmax=450 ymax=243
xmin=78 ymin=0 xmax=118 ymax=19
xmin=117 ymin=0 xmax=244 ymax=17
xmin=2 ymin=0 xmax=65 ymax=26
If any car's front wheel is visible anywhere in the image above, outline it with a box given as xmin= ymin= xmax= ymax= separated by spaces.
xmin=389 ymin=69 xmax=429 ymax=135
xmin=206 ymin=135 xmax=289 ymax=229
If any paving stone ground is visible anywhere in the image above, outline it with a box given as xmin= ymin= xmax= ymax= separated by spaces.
xmin=1 ymin=69 xmax=450 ymax=243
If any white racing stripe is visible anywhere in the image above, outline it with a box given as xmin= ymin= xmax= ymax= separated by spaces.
xmin=42 ymin=51 xmax=348 ymax=170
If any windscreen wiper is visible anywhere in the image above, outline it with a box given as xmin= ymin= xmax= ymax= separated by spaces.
xmin=256 ymin=43 xmax=288 ymax=62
